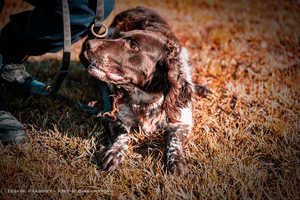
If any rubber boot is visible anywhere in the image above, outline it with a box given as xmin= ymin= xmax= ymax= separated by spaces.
xmin=0 ymin=53 xmax=28 ymax=144
xmin=0 ymin=22 xmax=47 ymax=97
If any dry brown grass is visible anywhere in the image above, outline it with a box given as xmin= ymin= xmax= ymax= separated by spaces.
xmin=0 ymin=0 xmax=299 ymax=199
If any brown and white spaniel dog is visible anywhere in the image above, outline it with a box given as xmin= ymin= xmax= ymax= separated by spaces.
xmin=85 ymin=6 xmax=195 ymax=176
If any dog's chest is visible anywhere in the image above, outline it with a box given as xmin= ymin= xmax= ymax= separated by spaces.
xmin=137 ymin=108 xmax=166 ymax=133
xmin=131 ymin=100 xmax=165 ymax=133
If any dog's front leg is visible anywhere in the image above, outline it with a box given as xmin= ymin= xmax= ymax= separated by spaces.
xmin=100 ymin=121 xmax=130 ymax=171
xmin=166 ymin=124 xmax=191 ymax=176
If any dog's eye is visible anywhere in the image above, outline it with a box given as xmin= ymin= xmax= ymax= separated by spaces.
xmin=130 ymin=43 xmax=138 ymax=50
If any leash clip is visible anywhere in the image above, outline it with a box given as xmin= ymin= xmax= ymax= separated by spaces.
xmin=91 ymin=23 xmax=108 ymax=38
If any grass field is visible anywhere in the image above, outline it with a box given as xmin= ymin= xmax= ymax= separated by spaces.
xmin=0 ymin=0 xmax=299 ymax=199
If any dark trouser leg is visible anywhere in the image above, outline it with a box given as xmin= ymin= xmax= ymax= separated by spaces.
xmin=0 ymin=1 xmax=28 ymax=144
xmin=0 ymin=53 xmax=28 ymax=144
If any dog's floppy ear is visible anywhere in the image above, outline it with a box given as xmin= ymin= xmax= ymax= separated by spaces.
xmin=162 ymin=40 xmax=194 ymax=123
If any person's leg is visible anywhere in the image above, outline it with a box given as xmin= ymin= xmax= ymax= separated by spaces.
xmin=0 ymin=9 xmax=29 ymax=143
xmin=0 ymin=0 xmax=115 ymax=93
xmin=0 ymin=44 xmax=28 ymax=143
xmin=0 ymin=0 xmax=115 ymax=143
xmin=0 ymin=22 xmax=47 ymax=97
xmin=0 ymin=0 xmax=114 ymax=96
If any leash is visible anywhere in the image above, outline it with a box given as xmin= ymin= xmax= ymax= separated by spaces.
xmin=91 ymin=0 xmax=119 ymax=122
xmin=29 ymin=0 xmax=115 ymax=120
xmin=44 ymin=0 xmax=108 ymax=95
xmin=45 ymin=0 xmax=71 ymax=95
xmin=79 ymin=0 xmax=115 ymax=122
xmin=79 ymin=0 xmax=108 ymax=68
xmin=29 ymin=0 xmax=109 ymax=116
xmin=91 ymin=0 xmax=108 ymax=39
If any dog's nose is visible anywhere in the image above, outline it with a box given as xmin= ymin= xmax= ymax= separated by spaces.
xmin=86 ymin=40 xmax=98 ymax=51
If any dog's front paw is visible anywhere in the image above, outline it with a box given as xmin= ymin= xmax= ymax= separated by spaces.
xmin=100 ymin=146 xmax=128 ymax=171
xmin=166 ymin=153 xmax=189 ymax=176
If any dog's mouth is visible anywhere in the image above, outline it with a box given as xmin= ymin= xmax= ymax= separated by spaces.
xmin=88 ymin=64 xmax=124 ymax=82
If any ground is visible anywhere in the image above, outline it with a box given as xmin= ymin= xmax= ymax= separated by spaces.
xmin=0 ymin=0 xmax=299 ymax=199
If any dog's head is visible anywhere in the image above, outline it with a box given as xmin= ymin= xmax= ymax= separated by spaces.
xmin=86 ymin=30 xmax=194 ymax=122
xmin=87 ymin=30 xmax=166 ymax=86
